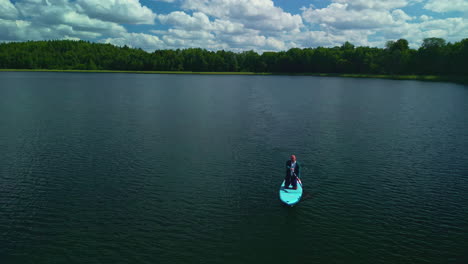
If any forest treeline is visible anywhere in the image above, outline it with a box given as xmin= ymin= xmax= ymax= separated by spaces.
xmin=0 ymin=38 xmax=467 ymax=75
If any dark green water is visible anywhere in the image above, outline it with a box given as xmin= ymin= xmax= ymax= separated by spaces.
xmin=1 ymin=72 xmax=467 ymax=264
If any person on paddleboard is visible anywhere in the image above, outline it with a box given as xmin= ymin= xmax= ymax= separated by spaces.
xmin=285 ymin=155 xmax=300 ymax=189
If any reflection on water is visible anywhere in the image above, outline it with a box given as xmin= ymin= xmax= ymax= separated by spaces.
xmin=1 ymin=72 xmax=467 ymax=264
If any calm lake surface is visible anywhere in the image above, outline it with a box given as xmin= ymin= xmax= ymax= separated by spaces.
xmin=1 ymin=72 xmax=467 ymax=264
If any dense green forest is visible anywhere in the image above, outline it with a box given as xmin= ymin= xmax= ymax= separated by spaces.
xmin=0 ymin=38 xmax=467 ymax=76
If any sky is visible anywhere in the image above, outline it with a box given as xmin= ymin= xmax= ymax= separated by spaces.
xmin=0 ymin=0 xmax=467 ymax=52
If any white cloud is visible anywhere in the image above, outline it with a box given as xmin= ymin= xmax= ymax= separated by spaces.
xmin=166 ymin=28 xmax=214 ymax=40
xmin=62 ymin=11 xmax=126 ymax=36
xmin=0 ymin=0 xmax=129 ymax=43
xmin=14 ymin=0 xmax=126 ymax=37
xmin=1 ymin=0 xmax=160 ymax=48
xmin=158 ymin=11 xmax=211 ymax=30
xmin=0 ymin=0 xmax=18 ymax=20
xmin=332 ymin=0 xmax=411 ymax=10
xmin=287 ymin=29 xmax=374 ymax=48
xmin=424 ymin=0 xmax=468 ymax=13
xmin=297 ymin=0 xmax=468 ymax=50
xmin=302 ymin=3 xmax=412 ymax=30
xmin=378 ymin=17 xmax=468 ymax=46
xmin=0 ymin=19 xmax=34 ymax=41
xmin=392 ymin=9 xmax=412 ymax=22
xmin=265 ymin=37 xmax=287 ymax=50
xmin=76 ymin=0 xmax=156 ymax=24
xmin=153 ymin=9 xmax=293 ymax=51
xmin=1 ymin=0 xmax=466 ymax=52
xmin=211 ymin=19 xmax=248 ymax=35
xmin=102 ymin=32 xmax=164 ymax=51
xmin=161 ymin=30 xmax=226 ymax=50
xmin=155 ymin=11 xmax=270 ymax=50
xmin=418 ymin=18 xmax=468 ymax=40
xmin=218 ymin=31 xmax=289 ymax=51
xmin=144 ymin=0 xmax=466 ymax=52
xmin=181 ymin=0 xmax=303 ymax=32
xmin=0 ymin=18 xmax=102 ymax=42
xmin=158 ymin=11 xmax=254 ymax=35
xmin=153 ymin=6 xmax=302 ymax=51
xmin=419 ymin=15 xmax=432 ymax=22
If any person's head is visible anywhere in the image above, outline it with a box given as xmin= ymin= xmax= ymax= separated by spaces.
xmin=290 ymin=155 xmax=296 ymax=162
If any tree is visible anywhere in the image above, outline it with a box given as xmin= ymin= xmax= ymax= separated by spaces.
xmin=416 ymin=38 xmax=448 ymax=74
xmin=384 ymin=39 xmax=411 ymax=74
xmin=341 ymin=41 xmax=355 ymax=50
xmin=421 ymin=38 xmax=446 ymax=49
xmin=0 ymin=38 xmax=465 ymax=76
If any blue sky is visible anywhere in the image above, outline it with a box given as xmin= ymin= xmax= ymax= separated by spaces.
xmin=1 ymin=0 xmax=467 ymax=52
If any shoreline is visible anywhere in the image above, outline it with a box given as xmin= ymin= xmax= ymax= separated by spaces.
xmin=1 ymin=69 xmax=466 ymax=85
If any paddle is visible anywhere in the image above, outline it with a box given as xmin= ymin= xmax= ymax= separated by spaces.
xmin=296 ymin=175 xmax=302 ymax=185
xmin=284 ymin=174 xmax=301 ymax=189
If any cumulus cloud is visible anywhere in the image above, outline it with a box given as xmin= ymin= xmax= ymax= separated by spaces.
xmin=158 ymin=11 xmax=256 ymax=35
xmin=211 ymin=19 xmax=248 ymax=35
xmin=392 ymin=9 xmax=412 ymax=23
xmin=374 ymin=17 xmax=468 ymax=47
xmin=332 ymin=0 xmax=411 ymax=10
xmin=0 ymin=0 xmax=148 ymax=43
xmin=0 ymin=0 xmax=467 ymax=52
xmin=154 ymin=10 xmax=291 ymax=51
xmin=61 ymin=11 xmax=126 ymax=36
xmin=0 ymin=0 xmax=18 ymax=20
xmin=424 ymin=0 xmax=468 ymax=13
xmin=229 ymin=34 xmax=264 ymax=47
xmin=76 ymin=0 xmax=156 ymax=24
xmin=297 ymin=0 xmax=467 ymax=50
xmin=419 ymin=15 xmax=432 ymax=22
xmin=14 ymin=0 xmax=126 ymax=37
xmin=415 ymin=18 xmax=468 ymax=41
xmin=0 ymin=18 xmax=101 ymax=42
xmin=155 ymin=4 xmax=304 ymax=51
xmin=181 ymin=0 xmax=303 ymax=32
xmin=302 ymin=2 xmax=412 ymax=30
xmin=102 ymin=32 xmax=164 ymax=50
xmin=158 ymin=11 xmax=211 ymax=30
xmin=155 ymin=11 xmax=243 ymax=49
xmin=286 ymin=28 xmax=375 ymax=48
xmin=160 ymin=29 xmax=227 ymax=50
xmin=0 ymin=19 xmax=35 ymax=41
xmin=166 ymin=28 xmax=214 ymax=40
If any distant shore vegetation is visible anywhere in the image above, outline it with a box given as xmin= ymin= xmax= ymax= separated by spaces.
xmin=0 ymin=38 xmax=467 ymax=80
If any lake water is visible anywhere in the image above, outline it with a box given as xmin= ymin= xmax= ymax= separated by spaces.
xmin=1 ymin=72 xmax=467 ymax=264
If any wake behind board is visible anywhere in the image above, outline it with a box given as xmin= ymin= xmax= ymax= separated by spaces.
xmin=279 ymin=178 xmax=303 ymax=206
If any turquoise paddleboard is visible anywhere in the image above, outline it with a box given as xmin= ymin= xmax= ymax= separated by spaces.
xmin=279 ymin=178 xmax=303 ymax=206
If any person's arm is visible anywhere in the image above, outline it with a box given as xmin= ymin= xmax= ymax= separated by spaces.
xmin=296 ymin=162 xmax=300 ymax=178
